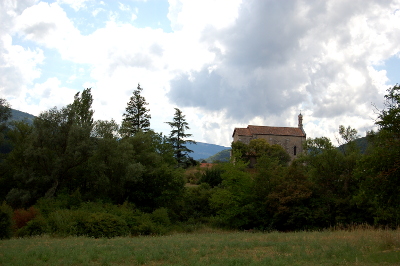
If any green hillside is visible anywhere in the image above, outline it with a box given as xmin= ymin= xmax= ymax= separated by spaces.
xmin=337 ymin=136 xmax=369 ymax=154
xmin=205 ymin=149 xmax=231 ymax=163
xmin=10 ymin=109 xmax=36 ymax=124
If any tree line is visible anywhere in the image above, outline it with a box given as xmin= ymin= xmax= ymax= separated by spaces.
xmin=0 ymin=84 xmax=195 ymax=209
xmin=0 ymin=84 xmax=399 ymax=238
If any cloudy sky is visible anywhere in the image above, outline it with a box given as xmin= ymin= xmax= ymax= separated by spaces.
xmin=1 ymin=0 xmax=400 ymax=146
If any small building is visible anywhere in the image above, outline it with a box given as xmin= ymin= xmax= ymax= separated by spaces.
xmin=232 ymin=114 xmax=306 ymax=160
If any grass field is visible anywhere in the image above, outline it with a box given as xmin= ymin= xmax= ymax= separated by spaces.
xmin=1 ymin=228 xmax=399 ymax=265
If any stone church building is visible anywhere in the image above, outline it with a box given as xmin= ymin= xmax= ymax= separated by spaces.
xmin=232 ymin=113 xmax=306 ymax=161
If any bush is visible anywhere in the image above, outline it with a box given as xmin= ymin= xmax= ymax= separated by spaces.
xmin=0 ymin=202 xmax=13 ymax=239
xmin=15 ymin=215 xmax=48 ymax=237
xmin=82 ymin=212 xmax=128 ymax=238
xmin=47 ymin=209 xmax=87 ymax=237
xmin=12 ymin=206 xmax=39 ymax=230
xmin=200 ymin=168 xmax=223 ymax=187
xmin=151 ymin=208 xmax=171 ymax=226
xmin=129 ymin=209 xmax=172 ymax=236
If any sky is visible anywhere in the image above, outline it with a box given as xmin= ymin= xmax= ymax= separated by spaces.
xmin=1 ymin=0 xmax=400 ymax=147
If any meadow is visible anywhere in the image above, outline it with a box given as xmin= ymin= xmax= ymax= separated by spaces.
xmin=1 ymin=228 xmax=399 ymax=266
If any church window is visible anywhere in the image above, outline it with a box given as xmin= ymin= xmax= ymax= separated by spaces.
xmin=294 ymin=146 xmax=297 ymax=156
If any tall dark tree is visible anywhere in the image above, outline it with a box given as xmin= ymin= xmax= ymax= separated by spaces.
xmin=121 ymin=83 xmax=151 ymax=137
xmin=166 ymin=108 xmax=195 ymax=167
xmin=0 ymin=98 xmax=12 ymax=150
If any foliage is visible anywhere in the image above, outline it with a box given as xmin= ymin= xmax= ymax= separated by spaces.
xmin=92 ymin=119 xmax=119 ymax=139
xmin=210 ymin=160 xmax=254 ymax=228
xmin=0 ymin=201 xmax=13 ymax=239
xmin=12 ymin=206 xmax=39 ymax=230
xmin=3 ymin=84 xmax=400 ymax=233
xmin=231 ymin=141 xmax=249 ymax=163
xmin=0 ymin=98 xmax=12 ymax=156
xmin=121 ymin=83 xmax=151 ymax=136
xmin=376 ymin=84 xmax=400 ymax=135
xmin=15 ymin=215 xmax=48 ymax=237
xmin=265 ymin=162 xmax=314 ymax=230
xmin=232 ymin=139 xmax=290 ymax=167
xmin=0 ymin=98 xmax=11 ymax=125
xmin=337 ymin=125 xmax=360 ymax=155
xmin=249 ymin=139 xmax=291 ymax=166
xmin=3 ymin=89 xmax=95 ymax=207
xmin=353 ymin=85 xmax=400 ymax=227
xmin=174 ymin=183 xmax=216 ymax=222
xmin=166 ymin=108 xmax=196 ymax=167
xmin=81 ymin=212 xmax=129 ymax=238
xmin=205 ymin=149 xmax=230 ymax=163
xmin=200 ymin=166 xmax=224 ymax=187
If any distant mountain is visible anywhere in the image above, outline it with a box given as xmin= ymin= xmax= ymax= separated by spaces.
xmin=10 ymin=109 xmax=36 ymax=124
xmin=186 ymin=142 xmax=230 ymax=161
xmin=337 ymin=136 xmax=369 ymax=154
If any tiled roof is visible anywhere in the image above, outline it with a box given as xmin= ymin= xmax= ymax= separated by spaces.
xmin=232 ymin=127 xmax=252 ymax=137
xmin=233 ymin=125 xmax=306 ymax=137
xmin=200 ymin=163 xmax=214 ymax=168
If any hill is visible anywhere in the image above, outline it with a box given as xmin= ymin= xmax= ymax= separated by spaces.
xmin=337 ymin=136 xmax=369 ymax=154
xmin=205 ymin=149 xmax=231 ymax=163
xmin=186 ymin=142 xmax=230 ymax=161
xmin=10 ymin=109 xmax=36 ymax=124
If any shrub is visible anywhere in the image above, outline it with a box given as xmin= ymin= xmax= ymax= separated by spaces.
xmin=129 ymin=209 xmax=171 ymax=236
xmin=35 ymin=191 xmax=83 ymax=216
xmin=151 ymin=208 xmax=171 ymax=226
xmin=12 ymin=206 xmax=39 ymax=230
xmin=47 ymin=209 xmax=87 ymax=237
xmin=200 ymin=168 xmax=223 ymax=187
xmin=82 ymin=212 xmax=129 ymax=238
xmin=15 ymin=215 xmax=48 ymax=237
xmin=0 ymin=202 xmax=13 ymax=239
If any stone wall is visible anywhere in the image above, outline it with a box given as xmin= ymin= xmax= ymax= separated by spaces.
xmin=253 ymin=134 xmax=305 ymax=160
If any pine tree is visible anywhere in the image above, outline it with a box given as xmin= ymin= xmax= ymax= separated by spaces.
xmin=166 ymin=108 xmax=196 ymax=167
xmin=121 ymin=84 xmax=151 ymax=136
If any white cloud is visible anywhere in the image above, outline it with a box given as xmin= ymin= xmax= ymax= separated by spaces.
xmin=118 ymin=2 xmax=130 ymax=12
xmin=2 ymin=0 xmax=400 ymax=147
xmin=168 ymin=0 xmax=400 ymax=145
xmin=168 ymin=0 xmax=242 ymax=32
xmin=14 ymin=2 xmax=82 ymax=49
xmin=57 ymin=0 xmax=90 ymax=11
xmin=92 ymin=7 xmax=104 ymax=17
xmin=9 ymin=77 xmax=77 ymax=116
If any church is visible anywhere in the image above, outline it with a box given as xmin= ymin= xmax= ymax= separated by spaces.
xmin=232 ymin=113 xmax=306 ymax=160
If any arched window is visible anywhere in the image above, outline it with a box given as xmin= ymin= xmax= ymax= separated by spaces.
xmin=293 ymin=146 xmax=297 ymax=156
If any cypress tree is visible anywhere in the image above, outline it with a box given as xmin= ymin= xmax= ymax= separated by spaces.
xmin=166 ymin=108 xmax=196 ymax=167
xmin=121 ymin=84 xmax=151 ymax=136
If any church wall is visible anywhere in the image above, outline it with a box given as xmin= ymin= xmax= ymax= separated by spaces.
xmin=253 ymin=134 xmax=305 ymax=160
xmin=233 ymin=134 xmax=252 ymax=144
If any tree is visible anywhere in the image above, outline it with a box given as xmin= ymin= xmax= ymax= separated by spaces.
xmin=121 ymin=84 xmax=151 ymax=136
xmin=376 ymin=84 xmax=400 ymax=136
xmin=0 ymin=98 xmax=11 ymax=125
xmin=165 ymin=108 xmax=196 ymax=167
xmin=336 ymin=125 xmax=360 ymax=155
xmin=248 ymin=138 xmax=291 ymax=166
xmin=354 ymin=85 xmax=400 ymax=226
xmin=3 ymin=88 xmax=95 ymax=207
xmin=0 ymin=98 xmax=11 ymax=147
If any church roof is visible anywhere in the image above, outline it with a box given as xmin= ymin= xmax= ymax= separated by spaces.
xmin=233 ymin=125 xmax=306 ymax=137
